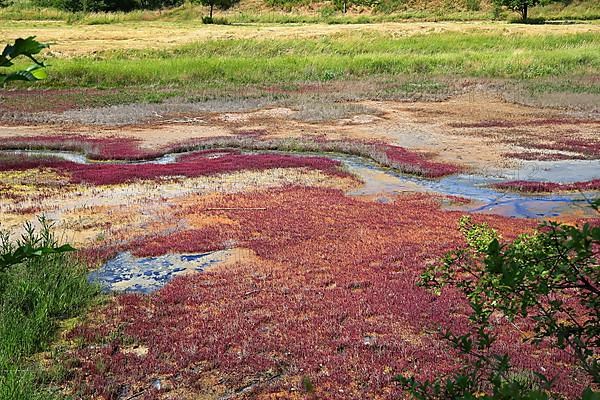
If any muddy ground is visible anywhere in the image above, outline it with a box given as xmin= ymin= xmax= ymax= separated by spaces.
xmin=1 ymin=90 xmax=598 ymax=249
xmin=2 ymin=92 xmax=598 ymax=172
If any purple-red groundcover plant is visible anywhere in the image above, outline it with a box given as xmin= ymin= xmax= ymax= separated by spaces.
xmin=0 ymin=135 xmax=150 ymax=160
xmin=66 ymin=153 xmax=349 ymax=185
xmin=0 ymin=151 xmax=349 ymax=185
xmin=383 ymin=145 xmax=460 ymax=177
xmin=0 ymin=134 xmax=462 ymax=179
xmin=502 ymin=151 xmax=583 ymax=161
xmin=493 ymin=179 xmax=600 ymax=193
xmin=64 ymin=188 xmax=591 ymax=399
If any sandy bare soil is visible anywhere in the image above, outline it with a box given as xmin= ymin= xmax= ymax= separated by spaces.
xmin=2 ymin=20 xmax=599 ymax=56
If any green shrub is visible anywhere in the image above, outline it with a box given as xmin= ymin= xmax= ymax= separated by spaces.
xmin=399 ymin=203 xmax=600 ymax=399
xmin=30 ymin=0 xmax=183 ymax=12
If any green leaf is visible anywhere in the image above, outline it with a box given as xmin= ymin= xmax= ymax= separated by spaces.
xmin=2 ymin=69 xmax=42 ymax=84
xmin=582 ymin=388 xmax=600 ymax=400
xmin=2 ymin=36 xmax=48 ymax=61
xmin=1 ymin=37 xmax=49 ymax=87
xmin=26 ymin=64 xmax=48 ymax=80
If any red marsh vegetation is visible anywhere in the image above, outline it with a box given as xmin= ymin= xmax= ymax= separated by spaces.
xmin=67 ymin=188 xmax=589 ymax=399
xmin=493 ymin=179 xmax=600 ymax=193
xmin=0 ymin=134 xmax=462 ymax=178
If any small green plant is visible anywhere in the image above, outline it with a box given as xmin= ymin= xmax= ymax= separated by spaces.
xmin=397 ymin=201 xmax=599 ymax=399
xmin=0 ymin=36 xmax=48 ymax=86
xmin=301 ymin=375 xmax=315 ymax=394
xmin=0 ymin=229 xmax=75 ymax=274
xmin=320 ymin=5 xmax=336 ymax=17
xmin=492 ymin=3 xmax=504 ymax=18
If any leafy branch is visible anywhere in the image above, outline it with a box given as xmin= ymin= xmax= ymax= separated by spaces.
xmin=0 ymin=36 xmax=49 ymax=86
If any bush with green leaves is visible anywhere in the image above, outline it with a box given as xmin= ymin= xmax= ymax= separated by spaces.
xmin=332 ymin=0 xmax=378 ymax=13
xmin=0 ymin=36 xmax=47 ymax=87
xmin=139 ymin=0 xmax=184 ymax=10
xmin=466 ymin=0 xmax=480 ymax=11
xmin=397 ymin=200 xmax=599 ymax=399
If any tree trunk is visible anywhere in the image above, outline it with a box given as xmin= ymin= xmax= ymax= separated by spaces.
xmin=343 ymin=0 xmax=346 ymax=14
xmin=210 ymin=3 xmax=214 ymax=19
xmin=522 ymin=4 xmax=528 ymax=20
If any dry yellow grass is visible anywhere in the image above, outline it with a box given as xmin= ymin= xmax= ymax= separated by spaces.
xmin=2 ymin=20 xmax=599 ymax=57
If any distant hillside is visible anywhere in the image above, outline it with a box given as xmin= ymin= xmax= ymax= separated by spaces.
xmin=2 ymin=0 xmax=599 ymax=21
xmin=228 ymin=0 xmax=599 ymax=20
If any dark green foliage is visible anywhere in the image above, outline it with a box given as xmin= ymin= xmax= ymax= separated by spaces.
xmin=493 ymin=0 xmax=558 ymax=20
xmin=192 ymin=0 xmax=239 ymax=19
xmin=264 ymin=0 xmax=306 ymax=9
xmin=397 ymin=200 xmax=599 ymax=399
xmin=139 ymin=0 xmax=184 ymax=9
xmin=332 ymin=0 xmax=378 ymax=13
xmin=30 ymin=0 xmax=183 ymax=12
xmin=0 ymin=217 xmax=98 ymax=399
xmin=466 ymin=0 xmax=481 ymax=11
xmin=0 ymin=36 xmax=48 ymax=86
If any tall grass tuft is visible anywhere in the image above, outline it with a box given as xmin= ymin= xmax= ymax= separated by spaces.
xmin=0 ymin=218 xmax=98 ymax=399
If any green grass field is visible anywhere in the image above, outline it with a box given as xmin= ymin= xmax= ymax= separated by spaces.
xmin=24 ymin=31 xmax=598 ymax=90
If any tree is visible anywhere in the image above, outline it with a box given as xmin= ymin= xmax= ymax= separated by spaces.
xmin=31 ymin=0 xmax=183 ymax=12
xmin=193 ymin=0 xmax=240 ymax=21
xmin=493 ymin=0 xmax=554 ymax=20
xmin=0 ymin=37 xmax=48 ymax=86
xmin=139 ymin=0 xmax=184 ymax=10
xmin=333 ymin=0 xmax=378 ymax=14
xmin=397 ymin=200 xmax=599 ymax=399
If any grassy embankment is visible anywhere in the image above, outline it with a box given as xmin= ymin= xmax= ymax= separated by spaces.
xmin=1 ymin=28 xmax=597 ymax=108
xmin=0 ymin=221 xmax=98 ymax=400
xmin=54 ymin=32 xmax=599 ymax=84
